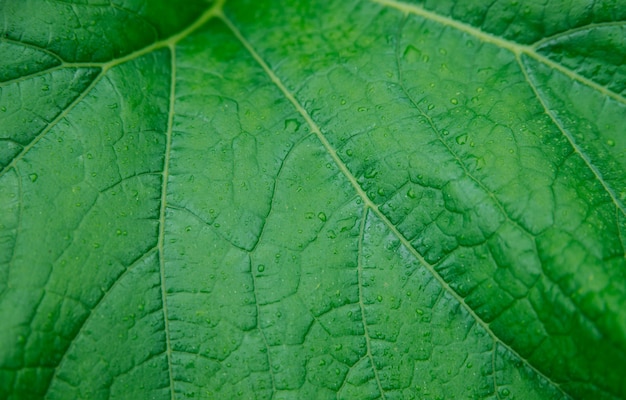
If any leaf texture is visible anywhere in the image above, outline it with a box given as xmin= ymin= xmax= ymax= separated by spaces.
xmin=1 ymin=0 xmax=625 ymax=398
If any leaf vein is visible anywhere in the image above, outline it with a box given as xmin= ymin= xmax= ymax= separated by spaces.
xmin=373 ymin=0 xmax=626 ymax=105
xmin=44 ymin=248 xmax=159 ymax=397
xmin=157 ymin=43 xmax=176 ymax=400
xmin=222 ymin=8 xmax=569 ymax=399
xmin=517 ymin=53 xmax=626 ymax=216
xmin=357 ymin=207 xmax=386 ymax=398
xmin=0 ymin=68 xmax=104 ymax=180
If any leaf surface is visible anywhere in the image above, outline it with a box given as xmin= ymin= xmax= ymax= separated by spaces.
xmin=1 ymin=0 xmax=625 ymax=398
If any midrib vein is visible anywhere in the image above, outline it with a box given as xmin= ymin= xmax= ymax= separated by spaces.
xmin=158 ymin=43 xmax=176 ymax=400
xmin=221 ymin=10 xmax=568 ymax=399
xmin=373 ymin=0 xmax=626 ymax=106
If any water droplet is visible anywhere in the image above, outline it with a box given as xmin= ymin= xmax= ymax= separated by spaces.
xmin=41 ymin=84 xmax=49 ymax=91
xmin=407 ymin=188 xmax=416 ymax=198
xmin=317 ymin=212 xmax=327 ymax=222
xmin=29 ymin=173 xmax=38 ymax=182
xmin=450 ymin=98 xmax=458 ymax=105
xmin=415 ymin=308 xmax=424 ymax=315
xmin=185 ymin=226 xmax=192 ymax=232
xmin=501 ymin=388 xmax=510 ymax=397
xmin=364 ymin=168 xmax=378 ymax=179
xmin=441 ymin=129 xmax=449 ymax=136
xmin=257 ymin=264 xmax=265 ymax=272
xmin=607 ymin=139 xmax=615 ymax=147
xmin=345 ymin=149 xmax=353 ymax=156
xmin=403 ymin=44 xmax=421 ymax=63
xmin=376 ymin=295 xmax=383 ymax=302
xmin=284 ymin=118 xmax=301 ymax=132
xmin=455 ymin=134 xmax=468 ymax=145
xmin=0 ymin=106 xmax=6 ymax=112
xmin=340 ymin=99 xmax=346 ymax=105
xmin=377 ymin=187 xmax=384 ymax=196
xmin=357 ymin=106 xmax=367 ymax=112
xmin=427 ymin=104 xmax=435 ymax=110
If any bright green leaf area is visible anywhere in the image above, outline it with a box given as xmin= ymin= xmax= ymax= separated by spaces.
xmin=1 ymin=0 xmax=625 ymax=398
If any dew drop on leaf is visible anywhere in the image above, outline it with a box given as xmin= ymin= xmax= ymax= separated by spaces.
xmin=455 ymin=134 xmax=468 ymax=145
xmin=28 ymin=173 xmax=38 ymax=182
xmin=364 ymin=168 xmax=378 ymax=178
xmin=284 ymin=118 xmax=300 ymax=132
xmin=403 ymin=44 xmax=421 ymax=63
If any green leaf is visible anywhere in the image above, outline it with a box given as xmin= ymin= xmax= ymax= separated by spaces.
xmin=1 ymin=0 xmax=625 ymax=398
